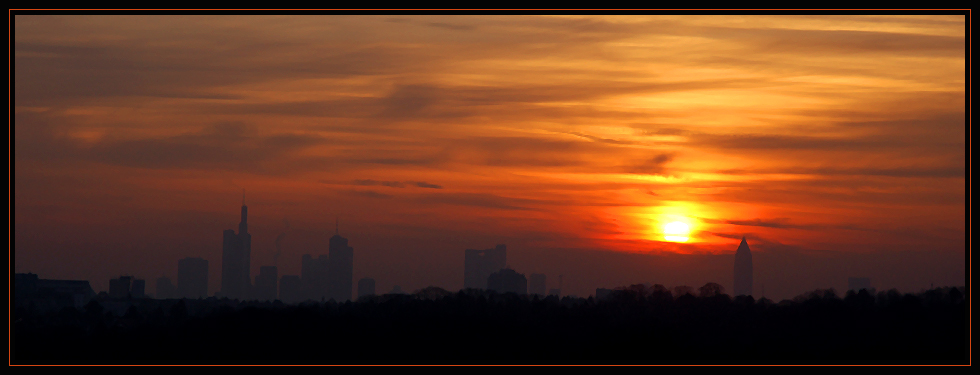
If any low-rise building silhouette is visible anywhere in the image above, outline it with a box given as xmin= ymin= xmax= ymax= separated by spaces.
xmin=15 ymin=273 xmax=95 ymax=310
xmin=109 ymin=276 xmax=133 ymax=299
xmin=358 ymin=277 xmax=376 ymax=298
xmin=109 ymin=276 xmax=145 ymax=299
xmin=156 ymin=276 xmax=176 ymax=299
xmin=487 ymin=268 xmax=527 ymax=295
xmin=596 ymin=288 xmax=613 ymax=300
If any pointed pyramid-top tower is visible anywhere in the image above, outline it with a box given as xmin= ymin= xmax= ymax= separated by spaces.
xmin=734 ymin=236 xmax=753 ymax=297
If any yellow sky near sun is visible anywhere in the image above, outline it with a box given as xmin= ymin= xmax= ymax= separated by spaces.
xmin=14 ymin=15 xmax=965 ymax=273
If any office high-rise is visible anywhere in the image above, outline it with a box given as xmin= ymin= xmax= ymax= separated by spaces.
xmin=279 ymin=275 xmax=302 ymax=304
xmin=487 ymin=268 xmax=527 ymax=295
xmin=131 ymin=279 xmax=146 ymax=298
xmin=221 ymin=202 xmax=252 ymax=300
xmin=328 ymin=225 xmax=354 ymax=302
xmin=529 ymin=273 xmax=547 ymax=296
xmin=358 ymin=277 xmax=376 ymax=299
xmin=464 ymin=244 xmax=507 ymax=290
xmin=254 ymin=266 xmax=278 ymax=301
xmin=109 ymin=276 xmax=133 ymax=299
xmin=178 ymin=257 xmax=209 ymax=299
xmin=301 ymin=254 xmax=330 ymax=301
xmin=156 ymin=276 xmax=176 ymax=299
xmin=734 ymin=237 xmax=753 ymax=297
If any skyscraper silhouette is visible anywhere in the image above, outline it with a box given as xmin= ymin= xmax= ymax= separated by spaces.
xmin=254 ymin=266 xmax=278 ymax=301
xmin=221 ymin=200 xmax=252 ymax=300
xmin=464 ymin=244 xmax=507 ymax=290
xmin=131 ymin=279 xmax=146 ymax=298
xmin=279 ymin=275 xmax=302 ymax=304
xmin=734 ymin=237 xmax=753 ymax=297
xmin=529 ymin=273 xmax=547 ymax=296
xmin=301 ymin=254 xmax=329 ymax=301
xmin=177 ymin=257 xmax=208 ymax=299
xmin=328 ymin=221 xmax=354 ymax=302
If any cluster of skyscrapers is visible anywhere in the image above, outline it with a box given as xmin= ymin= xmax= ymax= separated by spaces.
xmin=156 ymin=225 xmax=758 ymax=301
xmin=462 ymin=244 xmax=551 ymax=296
xmin=124 ymin=207 xmax=757 ymax=302
xmin=151 ymin=202 xmax=357 ymax=303
xmin=282 ymin=225 xmax=355 ymax=303
xmin=141 ymin=221 xmax=760 ymax=302
xmin=464 ymin=245 xmax=508 ymax=290
xmin=155 ymin=257 xmax=207 ymax=300
xmin=63 ymin=197 xmax=850 ymax=303
xmin=18 ymin=218 xmax=882 ymax=307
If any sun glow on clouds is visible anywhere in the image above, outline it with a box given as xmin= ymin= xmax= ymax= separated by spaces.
xmin=13 ymin=15 xmax=966 ymax=294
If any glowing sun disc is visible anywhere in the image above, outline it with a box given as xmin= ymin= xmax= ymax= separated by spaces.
xmin=664 ymin=221 xmax=691 ymax=242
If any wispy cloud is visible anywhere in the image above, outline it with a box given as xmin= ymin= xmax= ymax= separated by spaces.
xmin=13 ymin=15 xmax=965 ymax=296
xmin=350 ymin=179 xmax=443 ymax=189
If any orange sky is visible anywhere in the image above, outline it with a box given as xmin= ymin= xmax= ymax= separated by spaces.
xmin=13 ymin=15 xmax=967 ymax=300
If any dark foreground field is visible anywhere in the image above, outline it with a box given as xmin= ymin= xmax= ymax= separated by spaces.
xmin=13 ymin=286 xmax=968 ymax=364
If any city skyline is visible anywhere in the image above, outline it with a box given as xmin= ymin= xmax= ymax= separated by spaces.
xmin=13 ymin=15 xmax=967 ymax=302
xmin=24 ymin=200 xmax=942 ymax=302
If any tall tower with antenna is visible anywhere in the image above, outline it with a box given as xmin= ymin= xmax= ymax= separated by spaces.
xmin=328 ymin=217 xmax=353 ymax=301
xmin=221 ymin=190 xmax=252 ymax=300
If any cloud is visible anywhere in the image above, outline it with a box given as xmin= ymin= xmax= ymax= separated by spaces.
xmin=715 ymin=166 xmax=965 ymax=179
xmin=343 ymin=190 xmax=394 ymax=199
xmin=350 ymin=180 xmax=442 ymax=189
xmin=426 ymin=22 xmax=476 ymax=31
xmin=702 ymin=217 xmax=873 ymax=234
xmin=15 ymin=115 xmax=331 ymax=174
xmin=14 ymin=25 xmax=428 ymax=105
xmin=414 ymin=192 xmax=542 ymax=211
xmin=691 ymin=133 xmax=890 ymax=151
xmin=623 ymin=153 xmax=674 ymax=175
xmin=723 ymin=218 xmax=813 ymax=230
xmin=12 ymin=15 xmax=966 ymax=303
xmin=704 ymin=26 xmax=966 ymax=57
xmin=410 ymin=181 xmax=442 ymax=189
xmin=565 ymin=131 xmax=638 ymax=145
xmin=85 ymin=125 xmax=331 ymax=172
xmin=375 ymin=85 xmax=442 ymax=119
xmin=353 ymin=180 xmax=406 ymax=188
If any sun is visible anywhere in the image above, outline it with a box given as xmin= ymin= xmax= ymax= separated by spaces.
xmin=664 ymin=221 xmax=690 ymax=242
